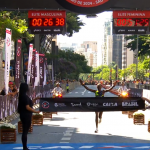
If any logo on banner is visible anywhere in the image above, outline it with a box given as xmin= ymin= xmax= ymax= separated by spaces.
xmin=17 ymin=47 xmax=21 ymax=56
xmin=40 ymin=57 xmax=44 ymax=63
xmin=87 ymin=102 xmax=98 ymax=107
xmin=71 ymin=103 xmax=82 ymax=107
xmin=42 ymin=101 xmax=49 ymax=108
xmin=54 ymin=103 xmax=66 ymax=107
xmin=6 ymin=37 xmax=10 ymax=46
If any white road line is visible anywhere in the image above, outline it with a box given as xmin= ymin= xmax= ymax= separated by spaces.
xmin=82 ymin=89 xmax=86 ymax=95
xmin=67 ymin=127 xmax=74 ymax=129
xmin=88 ymin=92 xmax=91 ymax=93
xmin=59 ymin=142 xmax=69 ymax=143
xmin=69 ymin=92 xmax=72 ymax=94
xmin=65 ymin=130 xmax=74 ymax=133
xmin=75 ymin=92 xmax=78 ymax=93
xmin=64 ymin=133 xmax=72 ymax=136
xmin=61 ymin=137 xmax=71 ymax=140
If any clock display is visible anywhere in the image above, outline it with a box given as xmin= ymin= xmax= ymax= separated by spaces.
xmin=29 ymin=18 xmax=65 ymax=27
xmin=114 ymin=18 xmax=149 ymax=27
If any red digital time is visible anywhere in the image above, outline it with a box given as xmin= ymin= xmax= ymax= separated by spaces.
xmin=30 ymin=18 xmax=65 ymax=27
xmin=115 ymin=18 xmax=149 ymax=27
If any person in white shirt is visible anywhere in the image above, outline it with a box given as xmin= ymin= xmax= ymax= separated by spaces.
xmin=52 ymin=82 xmax=63 ymax=94
xmin=118 ymin=82 xmax=128 ymax=94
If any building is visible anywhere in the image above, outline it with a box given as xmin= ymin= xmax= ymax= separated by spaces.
xmin=107 ymin=35 xmax=113 ymax=66
xmin=101 ymin=19 xmax=112 ymax=66
xmin=81 ymin=41 xmax=97 ymax=52
xmin=80 ymin=42 xmax=98 ymax=68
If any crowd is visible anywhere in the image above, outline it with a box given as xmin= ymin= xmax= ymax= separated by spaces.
xmin=0 ymin=81 xmax=18 ymax=97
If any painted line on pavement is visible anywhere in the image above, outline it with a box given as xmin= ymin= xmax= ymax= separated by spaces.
xmin=75 ymin=92 xmax=78 ymax=93
xmin=60 ymin=128 xmax=75 ymax=143
xmin=82 ymin=89 xmax=86 ymax=95
xmin=3 ymin=143 xmax=150 ymax=149
xmin=88 ymin=92 xmax=91 ymax=93
xmin=64 ymin=133 xmax=72 ymax=136
xmin=61 ymin=137 xmax=71 ymax=140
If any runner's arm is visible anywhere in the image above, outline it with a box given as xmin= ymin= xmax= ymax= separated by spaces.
xmin=80 ymin=79 xmax=96 ymax=93
xmin=142 ymin=97 xmax=150 ymax=103
xmin=103 ymin=81 xmax=117 ymax=93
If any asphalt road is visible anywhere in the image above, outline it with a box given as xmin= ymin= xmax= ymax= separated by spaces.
xmin=1 ymin=85 xmax=150 ymax=149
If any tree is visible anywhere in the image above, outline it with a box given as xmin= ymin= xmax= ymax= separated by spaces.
xmin=46 ymin=50 xmax=92 ymax=80
xmin=125 ymin=35 xmax=150 ymax=57
xmin=66 ymin=12 xmax=84 ymax=37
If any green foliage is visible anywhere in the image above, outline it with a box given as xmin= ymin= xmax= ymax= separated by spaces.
xmin=125 ymin=35 xmax=150 ymax=57
xmin=66 ymin=13 xmax=84 ymax=37
xmin=0 ymin=11 xmax=33 ymax=42
xmin=46 ymin=50 xmax=92 ymax=80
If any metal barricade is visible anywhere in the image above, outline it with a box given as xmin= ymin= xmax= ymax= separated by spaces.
xmin=0 ymin=84 xmax=53 ymax=122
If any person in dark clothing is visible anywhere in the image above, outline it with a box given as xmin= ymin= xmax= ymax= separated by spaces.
xmin=17 ymin=83 xmax=40 ymax=150
xmin=80 ymin=79 xmax=117 ymax=133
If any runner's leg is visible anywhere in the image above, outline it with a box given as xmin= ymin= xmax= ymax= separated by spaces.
xmin=95 ymin=112 xmax=99 ymax=133
xmin=99 ymin=111 xmax=103 ymax=123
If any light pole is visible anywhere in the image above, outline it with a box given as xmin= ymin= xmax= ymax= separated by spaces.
xmin=136 ymin=35 xmax=138 ymax=80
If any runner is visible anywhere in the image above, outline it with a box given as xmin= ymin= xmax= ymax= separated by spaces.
xmin=79 ymin=79 xmax=117 ymax=133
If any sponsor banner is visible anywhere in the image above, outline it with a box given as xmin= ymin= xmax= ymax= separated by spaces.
xmin=39 ymin=97 xmax=144 ymax=112
xmin=43 ymin=63 xmax=46 ymax=86
xmin=129 ymin=88 xmax=143 ymax=97
xmin=39 ymin=54 xmax=45 ymax=86
xmin=3 ymin=143 xmax=150 ymax=150
xmin=113 ymin=10 xmax=150 ymax=18
xmin=34 ymin=51 xmax=40 ymax=86
xmin=31 ymin=49 xmax=36 ymax=87
xmin=27 ymin=44 xmax=33 ymax=84
xmin=113 ymin=27 xmax=148 ymax=34
xmin=5 ymin=28 xmax=11 ymax=94
xmin=15 ymin=39 xmax=22 ymax=89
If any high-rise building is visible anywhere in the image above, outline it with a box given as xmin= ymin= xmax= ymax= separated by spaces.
xmin=81 ymin=41 xmax=97 ymax=52
xmin=102 ymin=19 xmax=112 ymax=66
xmin=112 ymin=35 xmax=123 ymax=69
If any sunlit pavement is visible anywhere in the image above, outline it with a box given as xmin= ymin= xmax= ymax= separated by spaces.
xmin=1 ymin=85 xmax=150 ymax=149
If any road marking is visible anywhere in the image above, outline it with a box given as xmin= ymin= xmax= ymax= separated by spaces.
xmin=88 ymin=92 xmax=91 ymax=93
xmin=60 ymin=128 xmax=75 ymax=143
xmin=59 ymin=142 xmax=69 ymax=143
xmin=64 ymin=133 xmax=72 ymax=136
xmin=61 ymin=137 xmax=71 ymax=140
xmin=69 ymin=92 xmax=72 ymax=94
xmin=82 ymin=89 xmax=86 ymax=95
xmin=75 ymin=92 xmax=78 ymax=93
xmin=66 ymin=130 xmax=74 ymax=133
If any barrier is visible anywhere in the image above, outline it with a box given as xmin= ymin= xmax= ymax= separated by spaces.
xmin=39 ymin=97 xmax=145 ymax=112
xmin=0 ymin=84 xmax=53 ymax=122
xmin=0 ymin=82 xmax=80 ymax=122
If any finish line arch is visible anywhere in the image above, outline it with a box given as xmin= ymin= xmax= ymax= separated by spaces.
xmin=0 ymin=0 xmax=150 ymax=14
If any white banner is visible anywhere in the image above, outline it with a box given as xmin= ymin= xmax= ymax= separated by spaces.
xmin=5 ymin=28 xmax=11 ymax=94
xmin=27 ymin=44 xmax=33 ymax=84
xmin=43 ymin=63 xmax=46 ymax=86
xmin=34 ymin=51 xmax=39 ymax=86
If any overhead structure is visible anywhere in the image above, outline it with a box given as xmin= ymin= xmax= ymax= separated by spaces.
xmin=1 ymin=0 xmax=150 ymax=14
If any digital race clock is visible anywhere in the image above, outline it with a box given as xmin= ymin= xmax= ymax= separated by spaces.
xmin=114 ymin=18 xmax=149 ymax=27
xmin=28 ymin=10 xmax=66 ymax=34
xmin=113 ymin=11 xmax=150 ymax=34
